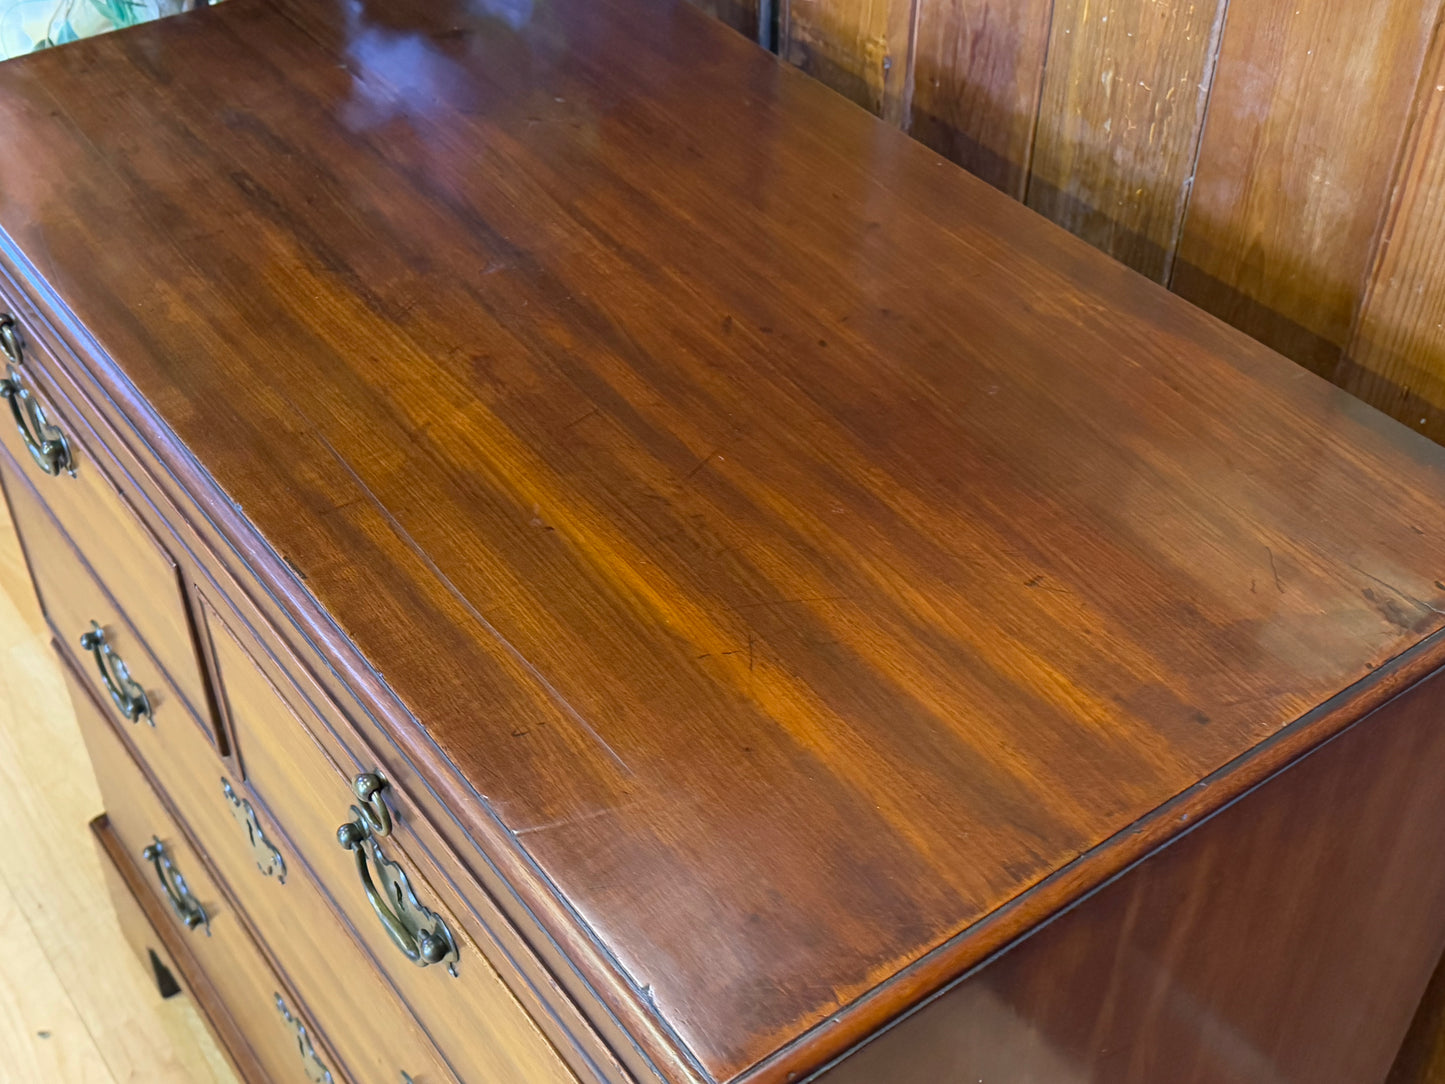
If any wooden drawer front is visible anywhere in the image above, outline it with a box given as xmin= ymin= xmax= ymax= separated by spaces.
xmin=198 ymin=770 xmax=463 ymax=1084
xmin=0 ymin=330 xmax=213 ymax=730
xmin=3 ymin=438 xmax=459 ymax=1082
xmin=59 ymin=645 xmax=347 ymax=1084
xmin=206 ymin=605 xmax=581 ymax=1084
xmin=0 ymin=449 xmax=211 ymax=748
xmin=105 ymin=639 xmax=464 ymax=1080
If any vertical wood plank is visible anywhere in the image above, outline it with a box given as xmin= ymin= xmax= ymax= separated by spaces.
xmin=908 ymin=0 xmax=1053 ymax=199
xmin=780 ymin=0 xmax=919 ymax=123
xmin=685 ymin=0 xmax=762 ymax=43
xmin=1341 ymin=18 xmax=1445 ymax=444
xmin=1172 ymin=0 xmax=1441 ymax=373
xmin=1026 ymin=0 xmax=1229 ymax=283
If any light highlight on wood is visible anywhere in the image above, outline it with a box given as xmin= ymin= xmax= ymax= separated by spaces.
xmin=694 ymin=0 xmax=1445 ymax=443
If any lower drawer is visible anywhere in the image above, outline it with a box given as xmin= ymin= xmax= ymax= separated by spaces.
xmin=7 ymin=444 xmax=453 ymax=1081
xmin=0 ymin=334 xmax=216 ymax=733
xmin=60 ymin=642 xmax=346 ymax=1084
xmin=1 ymin=444 xmax=211 ymax=748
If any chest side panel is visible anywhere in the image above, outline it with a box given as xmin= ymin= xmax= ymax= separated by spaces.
xmin=821 ymin=662 xmax=1445 ymax=1084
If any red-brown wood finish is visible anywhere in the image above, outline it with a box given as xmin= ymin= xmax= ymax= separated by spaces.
xmin=821 ymin=664 xmax=1445 ymax=1084
xmin=0 ymin=350 xmax=219 ymax=739
xmin=0 ymin=1 xmax=1443 ymax=1081
xmin=0 ymin=311 xmax=643 ymax=1084
xmin=1392 ymin=945 xmax=1445 ymax=1084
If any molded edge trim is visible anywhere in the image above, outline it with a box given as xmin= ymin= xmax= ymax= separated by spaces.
xmin=6 ymin=227 xmax=1444 ymax=1084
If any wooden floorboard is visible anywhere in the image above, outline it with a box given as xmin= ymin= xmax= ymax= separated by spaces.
xmin=0 ymin=876 xmax=114 ymax=1084
xmin=0 ymin=492 xmax=238 ymax=1084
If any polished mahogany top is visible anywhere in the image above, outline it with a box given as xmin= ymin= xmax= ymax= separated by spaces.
xmin=1 ymin=0 xmax=1443 ymax=1079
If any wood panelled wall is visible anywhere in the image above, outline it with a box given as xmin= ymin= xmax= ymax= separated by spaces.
xmin=694 ymin=0 xmax=1445 ymax=444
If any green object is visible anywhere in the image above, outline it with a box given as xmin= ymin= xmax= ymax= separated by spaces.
xmin=0 ymin=0 xmax=216 ymax=61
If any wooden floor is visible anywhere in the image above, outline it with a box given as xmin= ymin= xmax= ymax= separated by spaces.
xmin=0 ymin=495 xmax=238 ymax=1083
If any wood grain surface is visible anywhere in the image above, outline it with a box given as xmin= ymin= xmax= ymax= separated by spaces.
xmin=1 ymin=443 xmax=196 ymax=745
xmin=908 ymin=0 xmax=1051 ymax=198
xmin=206 ymin=597 xmax=579 ymax=1084
xmin=1344 ymin=22 xmax=1445 ymax=444
xmin=0 ymin=433 xmax=466 ymax=1084
xmin=0 ymin=358 xmax=218 ymax=736
xmin=0 ymin=1 xmax=1443 ymax=1080
xmin=65 ymin=644 xmax=350 ymax=1084
xmin=1027 ymin=0 xmax=1227 ymax=282
xmin=685 ymin=0 xmax=762 ymax=42
xmin=781 ymin=0 xmax=916 ymax=121
xmin=0 ymin=879 xmax=120 ymax=1084
xmin=1172 ymin=0 xmax=1441 ymax=371
xmin=764 ymin=0 xmax=1445 ymax=443
xmin=822 ymin=665 xmax=1445 ymax=1084
xmin=89 ymin=815 xmax=270 ymax=1084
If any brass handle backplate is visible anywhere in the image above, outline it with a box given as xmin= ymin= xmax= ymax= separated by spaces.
xmin=79 ymin=621 xmax=152 ymax=725
xmin=141 ymin=836 xmax=208 ymax=934
xmin=274 ymin=993 xmax=332 ymax=1083
xmin=222 ymin=777 xmax=286 ymax=883
xmin=335 ymin=773 xmax=458 ymax=975
xmin=0 ymin=334 xmax=74 ymax=478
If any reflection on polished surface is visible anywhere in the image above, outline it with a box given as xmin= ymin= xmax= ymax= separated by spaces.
xmin=0 ymin=1 xmax=1443 ymax=1081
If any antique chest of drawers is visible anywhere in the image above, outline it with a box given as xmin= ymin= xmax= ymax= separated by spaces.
xmin=3 ymin=1 xmax=1445 ymax=1082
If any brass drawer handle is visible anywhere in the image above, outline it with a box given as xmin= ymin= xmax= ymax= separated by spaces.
xmin=0 ymin=313 xmax=21 ymax=364
xmin=335 ymin=774 xmax=459 ymax=975
xmin=140 ymin=836 xmax=209 ymax=934
xmin=222 ymin=778 xmax=286 ymax=883
xmin=352 ymin=771 xmax=392 ymax=836
xmin=79 ymin=621 xmax=153 ymax=725
xmin=274 ymin=993 xmax=332 ymax=1083
xmin=337 ymin=824 xmax=459 ymax=972
xmin=0 ymin=344 xmax=74 ymax=477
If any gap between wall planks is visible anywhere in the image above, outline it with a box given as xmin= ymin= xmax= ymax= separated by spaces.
xmin=779 ymin=0 xmax=918 ymax=123
xmin=908 ymin=0 xmax=1052 ymax=200
xmin=689 ymin=0 xmax=1445 ymax=446
xmin=1171 ymin=0 xmax=1442 ymax=374
xmin=1341 ymin=14 xmax=1445 ymax=439
xmin=0 ymin=495 xmax=239 ymax=1084
xmin=1025 ymin=0 xmax=1228 ymax=284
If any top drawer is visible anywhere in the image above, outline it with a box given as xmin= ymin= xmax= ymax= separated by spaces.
xmin=203 ymin=599 xmax=582 ymax=1084
xmin=0 ymin=309 xmax=215 ymax=735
